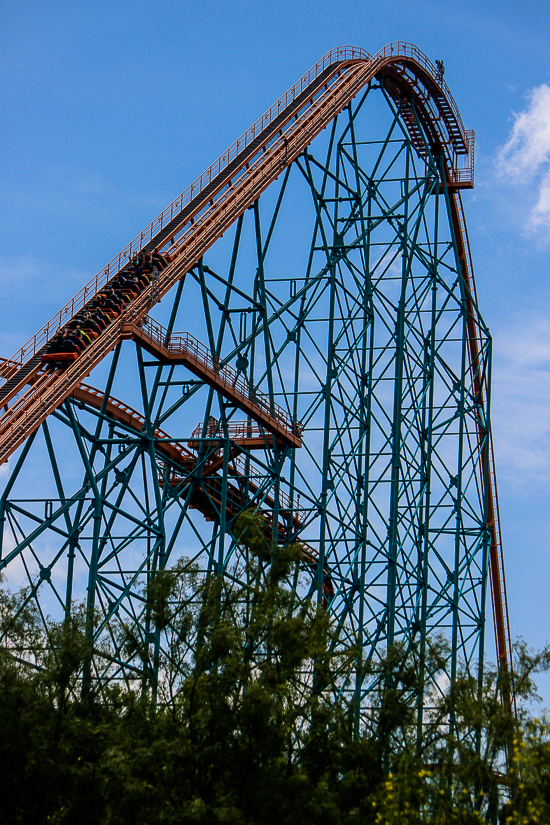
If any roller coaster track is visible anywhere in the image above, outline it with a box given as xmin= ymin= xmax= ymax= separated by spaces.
xmin=451 ymin=193 xmax=513 ymax=681
xmin=71 ymin=383 xmax=196 ymax=468
xmin=0 ymin=42 xmax=474 ymax=451
xmin=71 ymin=384 xmax=303 ymax=539
xmin=0 ymin=42 xmax=510 ymax=676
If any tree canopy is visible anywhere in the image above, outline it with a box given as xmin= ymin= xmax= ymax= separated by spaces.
xmin=1 ymin=512 xmax=548 ymax=824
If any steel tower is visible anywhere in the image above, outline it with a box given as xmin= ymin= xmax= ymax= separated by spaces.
xmin=0 ymin=44 xmax=512 ymax=730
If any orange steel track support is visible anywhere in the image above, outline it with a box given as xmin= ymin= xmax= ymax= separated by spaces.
xmin=70 ymin=385 xmax=302 ymax=540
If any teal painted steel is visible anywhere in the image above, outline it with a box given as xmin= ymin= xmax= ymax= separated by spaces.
xmin=0 ymin=79 xmax=492 ymax=748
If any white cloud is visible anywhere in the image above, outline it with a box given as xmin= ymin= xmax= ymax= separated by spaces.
xmin=532 ymin=168 xmax=550 ymax=229
xmin=497 ymin=84 xmax=550 ymax=178
xmin=496 ymin=84 xmax=550 ymax=232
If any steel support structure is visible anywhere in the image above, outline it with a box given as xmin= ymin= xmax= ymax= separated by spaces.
xmin=0 ymin=43 xmax=510 ymax=755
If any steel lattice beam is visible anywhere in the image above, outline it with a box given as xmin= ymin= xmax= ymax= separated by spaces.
xmin=0 ymin=44 xmax=511 ymax=748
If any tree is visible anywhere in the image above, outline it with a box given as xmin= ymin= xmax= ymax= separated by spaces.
xmin=0 ymin=512 xmax=548 ymax=824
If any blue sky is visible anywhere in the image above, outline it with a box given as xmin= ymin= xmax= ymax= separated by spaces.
xmin=1 ymin=0 xmax=549 ymax=702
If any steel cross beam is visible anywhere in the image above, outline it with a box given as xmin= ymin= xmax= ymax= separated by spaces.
xmin=0 ymin=45 xmax=512 ymax=778
xmin=0 ymin=42 xmax=474 ymax=461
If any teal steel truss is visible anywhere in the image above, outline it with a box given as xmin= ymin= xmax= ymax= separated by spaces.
xmin=0 ymin=46 xmax=509 ymax=741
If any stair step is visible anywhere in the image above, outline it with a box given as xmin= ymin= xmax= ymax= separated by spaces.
xmin=0 ymin=353 xmax=44 ymax=405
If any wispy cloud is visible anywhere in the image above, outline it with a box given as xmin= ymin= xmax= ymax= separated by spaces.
xmin=496 ymin=84 xmax=550 ymax=233
xmin=0 ymin=255 xmax=91 ymax=357
xmin=6 ymin=162 xmax=169 ymax=227
xmin=533 ymin=168 xmax=550 ymax=229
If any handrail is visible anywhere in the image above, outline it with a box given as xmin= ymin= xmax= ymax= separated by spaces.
xmin=137 ymin=316 xmax=301 ymax=439
xmin=190 ymin=420 xmax=268 ymax=442
xmin=373 ymin=42 xmax=467 ymax=145
xmin=2 ymin=42 xmax=471 ymax=375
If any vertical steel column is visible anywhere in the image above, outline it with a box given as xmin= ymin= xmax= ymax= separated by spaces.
xmin=415 ymin=166 xmax=439 ymax=744
xmin=65 ymin=402 xmax=103 ymax=695
xmin=386 ymin=131 xmax=411 ymax=648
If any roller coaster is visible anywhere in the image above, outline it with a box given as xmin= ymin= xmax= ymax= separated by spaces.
xmin=0 ymin=42 xmax=512 ymax=737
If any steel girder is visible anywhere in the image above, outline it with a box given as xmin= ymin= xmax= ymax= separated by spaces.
xmin=1 ymin=75 xmax=495 ymax=741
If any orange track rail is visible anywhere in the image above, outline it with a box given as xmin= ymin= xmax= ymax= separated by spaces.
xmin=451 ymin=193 xmax=513 ymax=680
xmin=71 ymin=383 xmax=195 ymax=468
xmin=71 ymin=384 xmax=302 ymax=539
xmin=0 ymin=42 xmax=509 ymax=676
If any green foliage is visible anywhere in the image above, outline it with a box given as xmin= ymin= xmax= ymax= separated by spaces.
xmin=234 ymin=508 xmax=272 ymax=561
xmin=0 ymin=519 xmax=548 ymax=824
xmin=500 ymin=717 xmax=550 ymax=825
